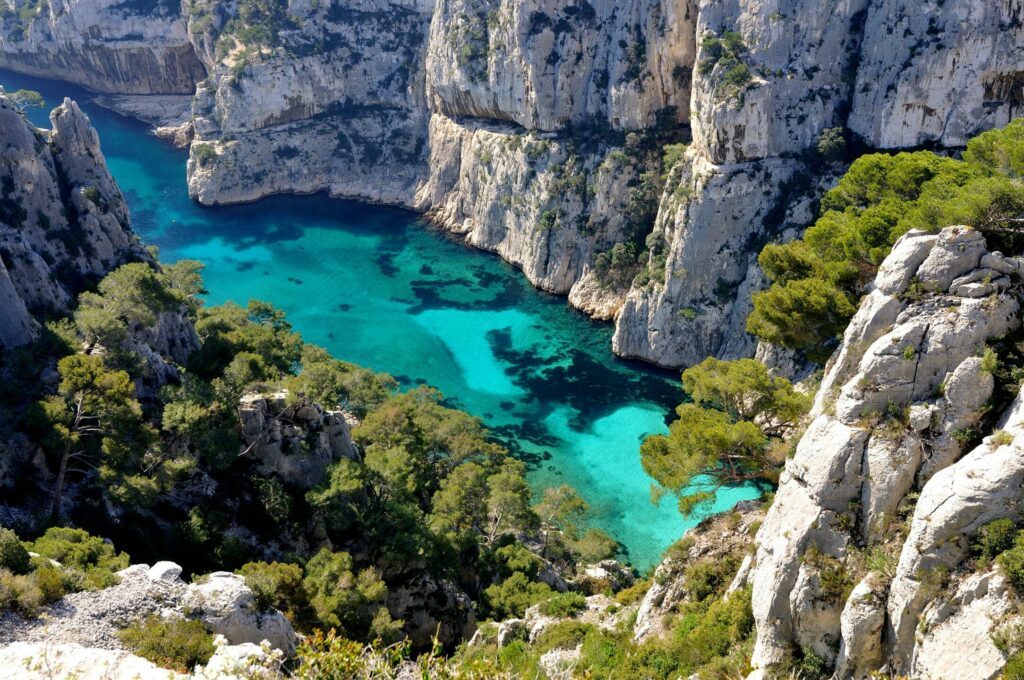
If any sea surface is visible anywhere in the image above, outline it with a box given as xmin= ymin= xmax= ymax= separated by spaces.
xmin=3 ymin=70 xmax=760 ymax=570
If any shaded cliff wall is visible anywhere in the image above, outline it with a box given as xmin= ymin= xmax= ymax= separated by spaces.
xmin=0 ymin=0 xmax=205 ymax=93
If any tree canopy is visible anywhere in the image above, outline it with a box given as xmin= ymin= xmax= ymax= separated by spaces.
xmin=748 ymin=119 xmax=1024 ymax=361
xmin=642 ymin=357 xmax=809 ymax=516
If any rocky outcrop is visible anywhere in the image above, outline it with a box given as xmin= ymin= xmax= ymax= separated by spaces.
xmin=414 ymin=114 xmax=661 ymax=311
xmin=634 ymin=499 xmax=763 ymax=642
xmin=911 ymin=569 xmax=1019 ymax=680
xmin=0 ymin=93 xmax=147 ymax=347
xmin=385 ymin=570 xmax=477 ymax=649
xmin=748 ymin=226 xmax=1024 ymax=674
xmin=0 ymin=562 xmax=297 ymax=655
xmin=183 ymin=571 xmax=296 ymax=654
xmin=612 ymin=0 xmax=869 ymax=366
xmin=0 ymin=0 xmax=204 ymax=94
xmin=0 ymin=632 xmax=284 ymax=679
xmin=613 ymin=151 xmax=818 ymax=366
xmin=0 ymin=641 xmax=180 ymax=679
xmin=238 ymin=390 xmax=356 ymax=490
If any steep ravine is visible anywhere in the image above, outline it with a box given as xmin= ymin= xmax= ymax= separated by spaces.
xmin=3 ymin=0 xmax=1020 ymax=369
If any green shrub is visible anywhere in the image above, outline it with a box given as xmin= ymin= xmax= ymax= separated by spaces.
xmin=192 ymin=143 xmax=218 ymax=168
xmin=33 ymin=564 xmax=65 ymax=604
xmin=662 ymin=143 xmax=688 ymax=176
xmin=539 ymin=592 xmax=587 ymax=618
xmin=81 ymin=186 xmax=102 ymax=206
xmin=534 ymin=620 xmax=594 ymax=652
xmin=0 ymin=569 xmax=43 ymax=617
xmin=483 ymin=571 xmax=552 ymax=620
xmin=684 ymin=557 xmax=739 ymax=602
xmin=28 ymin=527 xmax=129 ymax=590
xmin=0 ymin=528 xmax=30 ymax=575
xmin=1007 ymin=650 xmax=1024 ymax=680
xmin=802 ymin=546 xmax=852 ymax=605
xmin=982 ymin=347 xmax=1000 ymax=375
xmin=118 ymin=615 xmax=215 ymax=672
xmin=998 ymin=534 xmax=1024 ymax=594
xmin=668 ymin=588 xmax=754 ymax=674
xmin=816 ymin=127 xmax=847 ymax=162
xmin=568 ymin=528 xmax=618 ymax=563
xmin=238 ymin=560 xmax=304 ymax=616
xmin=974 ymin=519 xmax=1017 ymax=563
xmin=614 ymin=578 xmax=649 ymax=605
xmin=795 ymin=645 xmax=828 ymax=680
xmin=749 ymin=121 xmax=1024 ymax=360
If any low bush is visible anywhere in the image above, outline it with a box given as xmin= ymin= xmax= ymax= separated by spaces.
xmin=0 ymin=569 xmax=43 ymax=617
xmin=118 ymin=615 xmax=215 ymax=672
xmin=684 ymin=556 xmax=738 ymax=602
xmin=974 ymin=519 xmax=1017 ymax=564
xmin=539 ymin=592 xmax=587 ymax=618
xmin=238 ymin=560 xmax=304 ymax=617
xmin=1007 ymin=651 xmax=1024 ymax=680
xmin=483 ymin=571 xmax=552 ymax=620
xmin=534 ymin=620 xmax=594 ymax=653
xmin=28 ymin=527 xmax=129 ymax=590
xmin=998 ymin=535 xmax=1024 ymax=594
xmin=0 ymin=527 xmax=30 ymax=575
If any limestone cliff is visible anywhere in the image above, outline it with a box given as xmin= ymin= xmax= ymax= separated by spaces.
xmin=185 ymin=0 xmax=431 ymax=206
xmin=746 ymin=226 xmax=1024 ymax=676
xmin=0 ymin=0 xmax=204 ymax=94
xmin=0 ymin=92 xmax=147 ymax=347
xmin=238 ymin=389 xmax=356 ymax=490
xmin=613 ymin=0 xmax=1024 ymax=367
xmin=180 ymin=0 xmax=1024 ymax=369
xmin=414 ymin=114 xmax=662 ymax=315
xmin=3 ymin=0 xmax=1021 ymax=371
xmin=850 ymin=0 xmax=1024 ymax=150
xmin=424 ymin=0 xmax=695 ymax=132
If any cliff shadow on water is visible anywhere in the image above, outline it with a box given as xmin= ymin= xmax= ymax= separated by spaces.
xmin=0 ymin=68 xmax=762 ymax=570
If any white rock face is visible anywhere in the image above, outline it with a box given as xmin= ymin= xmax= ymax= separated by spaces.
xmin=185 ymin=0 xmax=431 ymax=206
xmin=0 ymin=0 xmax=204 ymax=93
xmin=613 ymin=150 xmax=808 ymax=366
xmin=634 ymin=500 xmax=763 ymax=642
xmin=912 ymin=570 xmax=1019 ymax=680
xmin=691 ymin=0 xmax=870 ymax=166
xmin=414 ymin=113 xmax=658 ymax=305
xmin=183 ymin=572 xmax=296 ymax=655
xmin=834 ymin=576 xmax=885 ymax=678
xmin=0 ymin=562 xmax=297 ymax=657
xmin=6 ymin=0 xmax=1024 ymax=370
xmin=238 ymin=390 xmax=356 ymax=490
xmin=748 ymin=226 xmax=1024 ymax=674
xmin=425 ymin=0 xmax=695 ymax=131
xmin=0 ymin=642 xmax=181 ymax=679
xmin=850 ymin=0 xmax=1024 ymax=150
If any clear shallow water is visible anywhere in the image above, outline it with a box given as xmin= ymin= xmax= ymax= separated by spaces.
xmin=3 ymin=71 xmax=760 ymax=570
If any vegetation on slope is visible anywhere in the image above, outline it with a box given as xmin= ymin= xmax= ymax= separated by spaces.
xmin=641 ymin=357 xmax=809 ymax=516
xmin=1 ymin=252 xmax=625 ymax=654
xmin=748 ymin=120 xmax=1024 ymax=362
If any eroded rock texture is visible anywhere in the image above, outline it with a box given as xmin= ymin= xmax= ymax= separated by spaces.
xmin=748 ymin=226 xmax=1024 ymax=675
xmin=0 ymin=0 xmax=205 ymax=93
xmin=3 ymin=0 xmax=1022 ymax=370
xmin=0 ymin=94 xmax=147 ymax=347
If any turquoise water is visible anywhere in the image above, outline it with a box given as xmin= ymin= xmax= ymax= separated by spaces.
xmin=3 ymin=71 xmax=760 ymax=570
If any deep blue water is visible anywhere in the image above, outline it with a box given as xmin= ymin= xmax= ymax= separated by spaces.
xmin=3 ymin=71 xmax=759 ymax=569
